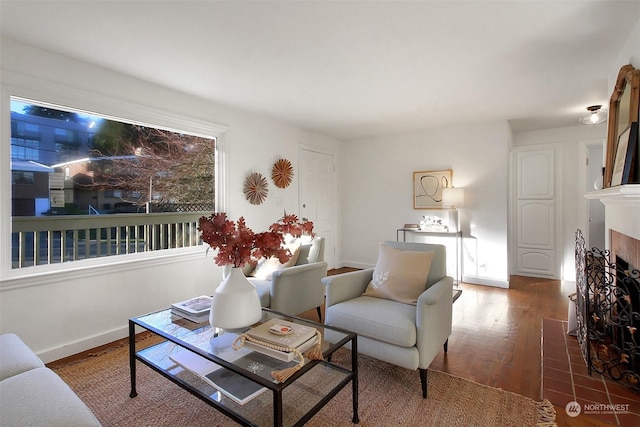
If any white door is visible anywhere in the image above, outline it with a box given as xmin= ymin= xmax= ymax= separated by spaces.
xmin=299 ymin=149 xmax=336 ymax=269
xmin=513 ymin=146 xmax=560 ymax=278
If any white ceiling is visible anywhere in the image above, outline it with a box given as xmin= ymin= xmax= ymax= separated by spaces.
xmin=1 ymin=1 xmax=638 ymax=141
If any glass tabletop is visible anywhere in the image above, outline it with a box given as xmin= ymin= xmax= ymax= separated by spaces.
xmin=131 ymin=308 xmax=353 ymax=388
xmin=130 ymin=308 xmax=358 ymax=426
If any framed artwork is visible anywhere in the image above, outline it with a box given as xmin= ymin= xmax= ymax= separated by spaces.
xmin=610 ymin=122 xmax=638 ymax=186
xmin=413 ymin=170 xmax=452 ymax=209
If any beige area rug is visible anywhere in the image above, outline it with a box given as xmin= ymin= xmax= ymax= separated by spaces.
xmin=51 ymin=335 xmax=556 ymax=426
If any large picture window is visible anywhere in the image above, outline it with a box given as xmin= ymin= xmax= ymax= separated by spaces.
xmin=9 ymin=98 xmax=217 ymax=269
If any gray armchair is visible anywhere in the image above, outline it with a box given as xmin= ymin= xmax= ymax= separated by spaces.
xmin=248 ymin=237 xmax=327 ymax=320
xmin=322 ymin=241 xmax=453 ymax=398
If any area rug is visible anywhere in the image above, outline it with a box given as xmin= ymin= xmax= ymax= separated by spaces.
xmin=50 ymin=334 xmax=556 ymax=426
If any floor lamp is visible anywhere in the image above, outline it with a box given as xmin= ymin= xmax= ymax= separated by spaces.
xmin=442 ymin=187 xmax=464 ymax=288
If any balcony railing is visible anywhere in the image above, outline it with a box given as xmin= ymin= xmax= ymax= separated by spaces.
xmin=11 ymin=212 xmax=206 ymax=269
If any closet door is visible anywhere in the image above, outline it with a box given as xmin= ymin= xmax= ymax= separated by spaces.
xmin=299 ymin=148 xmax=336 ymax=269
xmin=514 ymin=147 xmax=560 ymax=278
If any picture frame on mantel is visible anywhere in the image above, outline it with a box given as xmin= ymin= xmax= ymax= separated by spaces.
xmin=611 ymin=122 xmax=638 ymax=186
xmin=413 ymin=170 xmax=452 ymax=209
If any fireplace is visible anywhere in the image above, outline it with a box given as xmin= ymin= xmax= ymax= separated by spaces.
xmin=580 ymin=184 xmax=640 ymax=392
xmin=575 ymin=229 xmax=640 ymax=392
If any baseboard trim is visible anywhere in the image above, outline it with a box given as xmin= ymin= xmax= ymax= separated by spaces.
xmin=463 ymin=275 xmax=509 ymax=288
xmin=38 ymin=327 xmax=129 ymax=364
xmin=341 ymin=261 xmax=375 ymax=270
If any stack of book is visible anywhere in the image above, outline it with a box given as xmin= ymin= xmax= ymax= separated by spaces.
xmin=171 ymin=295 xmax=211 ymax=323
xmin=244 ymin=319 xmax=318 ymax=362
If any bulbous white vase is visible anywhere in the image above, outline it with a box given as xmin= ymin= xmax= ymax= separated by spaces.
xmin=209 ymin=267 xmax=262 ymax=330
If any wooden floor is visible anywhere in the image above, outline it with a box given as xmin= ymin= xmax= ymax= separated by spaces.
xmin=300 ymin=271 xmax=618 ymax=426
xmin=52 ymin=271 xmax=626 ymax=426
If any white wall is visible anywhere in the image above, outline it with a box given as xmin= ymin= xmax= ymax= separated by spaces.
xmin=339 ymin=121 xmax=512 ymax=287
xmin=0 ymin=38 xmax=339 ymax=361
xmin=612 ymin=17 xmax=640 ymax=78
xmin=512 ymin=124 xmax=607 ymax=281
xmin=509 ymin=14 xmax=640 ymax=282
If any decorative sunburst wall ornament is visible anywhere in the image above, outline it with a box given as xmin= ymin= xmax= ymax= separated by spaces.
xmin=272 ymin=158 xmax=293 ymax=188
xmin=244 ymin=172 xmax=268 ymax=205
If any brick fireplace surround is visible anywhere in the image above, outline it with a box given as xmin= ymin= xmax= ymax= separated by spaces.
xmin=576 ymin=184 xmax=640 ymax=424
xmin=611 ymin=230 xmax=640 ymax=273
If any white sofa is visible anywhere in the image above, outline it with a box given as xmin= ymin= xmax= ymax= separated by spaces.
xmin=247 ymin=236 xmax=327 ymax=320
xmin=0 ymin=333 xmax=101 ymax=426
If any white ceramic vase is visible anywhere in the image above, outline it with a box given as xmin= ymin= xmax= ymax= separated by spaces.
xmin=209 ymin=266 xmax=262 ymax=330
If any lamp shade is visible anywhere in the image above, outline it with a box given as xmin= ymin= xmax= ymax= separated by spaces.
xmin=442 ymin=187 xmax=464 ymax=208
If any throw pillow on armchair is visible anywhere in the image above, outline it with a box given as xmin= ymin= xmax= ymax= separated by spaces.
xmin=362 ymin=242 xmax=434 ymax=304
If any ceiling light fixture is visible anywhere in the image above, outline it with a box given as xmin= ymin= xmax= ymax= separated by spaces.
xmin=579 ymin=105 xmax=607 ymax=125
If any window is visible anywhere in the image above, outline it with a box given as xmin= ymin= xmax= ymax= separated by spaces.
xmin=11 ymin=137 xmax=39 ymax=160
xmin=9 ymin=98 xmax=217 ymax=269
xmin=12 ymin=171 xmax=34 ymax=185
xmin=55 ymin=143 xmax=79 ymax=163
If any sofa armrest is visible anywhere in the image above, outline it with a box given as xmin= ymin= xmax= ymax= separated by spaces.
xmin=0 ymin=333 xmax=45 ymax=381
xmin=269 ymin=261 xmax=328 ymax=315
xmin=415 ymin=276 xmax=454 ymax=369
xmin=323 ymin=268 xmax=374 ymax=308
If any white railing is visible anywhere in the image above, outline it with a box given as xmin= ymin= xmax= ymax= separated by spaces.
xmin=11 ymin=212 xmax=205 ymax=269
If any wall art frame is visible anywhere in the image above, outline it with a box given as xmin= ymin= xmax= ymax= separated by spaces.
xmin=413 ymin=169 xmax=452 ymax=209
xmin=611 ymin=122 xmax=638 ymax=186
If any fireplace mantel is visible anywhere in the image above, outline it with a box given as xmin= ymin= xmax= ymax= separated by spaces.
xmin=585 ymin=184 xmax=640 ymax=251
xmin=585 ymin=184 xmax=640 ymax=205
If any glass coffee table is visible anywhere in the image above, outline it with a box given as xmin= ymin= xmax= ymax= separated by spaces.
xmin=129 ymin=307 xmax=359 ymax=426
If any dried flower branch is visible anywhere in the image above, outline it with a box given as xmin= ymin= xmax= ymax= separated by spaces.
xmin=198 ymin=212 xmax=314 ymax=268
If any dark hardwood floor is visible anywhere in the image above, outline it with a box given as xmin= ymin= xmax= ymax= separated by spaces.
xmin=300 ymin=271 xmax=618 ymax=426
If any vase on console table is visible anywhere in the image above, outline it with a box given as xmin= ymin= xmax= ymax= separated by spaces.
xmin=209 ymin=267 xmax=262 ymax=330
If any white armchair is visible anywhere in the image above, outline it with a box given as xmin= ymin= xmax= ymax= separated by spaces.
xmin=322 ymin=241 xmax=453 ymax=398
xmin=248 ymin=237 xmax=327 ymax=320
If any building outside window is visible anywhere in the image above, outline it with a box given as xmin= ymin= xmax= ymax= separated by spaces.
xmin=9 ymin=99 xmax=216 ymax=268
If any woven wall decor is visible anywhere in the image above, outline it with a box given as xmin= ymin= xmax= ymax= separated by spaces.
xmin=243 ymin=172 xmax=268 ymax=205
xmin=271 ymin=158 xmax=294 ymax=188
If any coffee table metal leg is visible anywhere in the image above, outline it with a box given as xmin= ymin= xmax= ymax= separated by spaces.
xmin=128 ymin=320 xmax=138 ymax=398
xmin=274 ymin=389 xmax=283 ymax=426
xmin=351 ymin=336 xmax=359 ymax=424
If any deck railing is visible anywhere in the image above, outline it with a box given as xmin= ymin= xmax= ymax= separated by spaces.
xmin=11 ymin=212 xmax=206 ymax=269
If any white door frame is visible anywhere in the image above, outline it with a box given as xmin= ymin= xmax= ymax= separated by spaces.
xmin=298 ymin=144 xmax=338 ymax=270
xmin=578 ymin=138 xmax=606 ymax=250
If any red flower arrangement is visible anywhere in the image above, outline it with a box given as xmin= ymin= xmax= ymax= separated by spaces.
xmin=198 ymin=213 xmax=314 ymax=268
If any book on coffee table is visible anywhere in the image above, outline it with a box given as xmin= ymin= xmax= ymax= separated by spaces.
xmin=242 ymin=319 xmax=319 ymax=362
xmin=170 ymin=295 xmax=211 ymax=323
xmin=170 ymin=308 xmax=209 ymax=324
xmin=170 ymin=349 xmax=266 ymax=405
xmin=247 ymin=319 xmax=317 ymax=348
xmin=171 ymin=295 xmax=211 ymax=316
xmin=244 ymin=334 xmax=318 ymax=362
